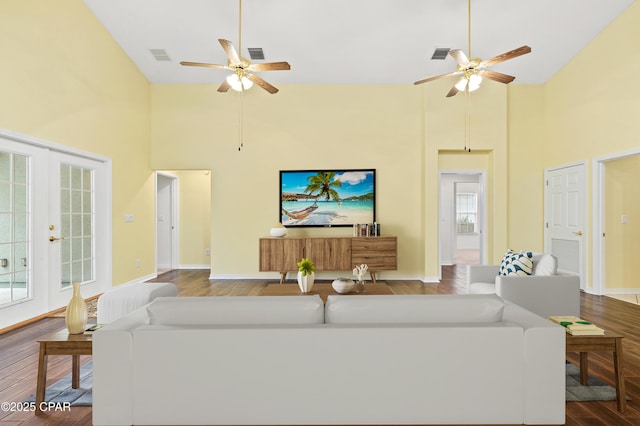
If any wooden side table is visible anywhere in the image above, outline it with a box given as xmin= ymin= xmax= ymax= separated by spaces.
xmin=566 ymin=331 xmax=626 ymax=412
xmin=35 ymin=330 xmax=92 ymax=415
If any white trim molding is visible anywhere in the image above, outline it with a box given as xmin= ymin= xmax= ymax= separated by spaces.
xmin=592 ymin=148 xmax=640 ymax=296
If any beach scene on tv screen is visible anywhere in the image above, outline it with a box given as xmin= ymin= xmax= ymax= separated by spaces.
xmin=280 ymin=170 xmax=375 ymax=226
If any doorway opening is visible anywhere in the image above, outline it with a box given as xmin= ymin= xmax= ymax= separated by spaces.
xmin=155 ymin=170 xmax=212 ymax=276
xmin=156 ymin=172 xmax=177 ymax=274
xmin=439 ymin=172 xmax=485 ymax=267
xmin=593 ymin=149 xmax=640 ymax=300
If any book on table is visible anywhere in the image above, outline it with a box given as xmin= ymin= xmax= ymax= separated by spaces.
xmin=548 ymin=315 xmax=605 ymax=335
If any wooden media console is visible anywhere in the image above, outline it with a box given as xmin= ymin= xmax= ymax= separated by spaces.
xmin=259 ymin=236 xmax=397 ymax=283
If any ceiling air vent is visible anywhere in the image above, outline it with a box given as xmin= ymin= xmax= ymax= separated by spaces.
xmin=149 ymin=49 xmax=171 ymax=61
xmin=431 ymin=48 xmax=450 ymax=60
xmin=248 ymin=48 xmax=265 ymax=60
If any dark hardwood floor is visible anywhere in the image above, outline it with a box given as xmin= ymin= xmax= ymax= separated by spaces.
xmin=1 ymin=265 xmax=639 ymax=425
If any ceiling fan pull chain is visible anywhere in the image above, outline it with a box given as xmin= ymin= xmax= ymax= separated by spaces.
xmin=465 ymin=87 xmax=471 ymax=152
xmin=239 ymin=88 xmax=244 ymax=151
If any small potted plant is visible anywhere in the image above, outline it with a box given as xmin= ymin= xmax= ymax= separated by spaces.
xmin=296 ymin=258 xmax=315 ymax=293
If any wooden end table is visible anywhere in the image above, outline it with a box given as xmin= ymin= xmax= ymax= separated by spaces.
xmin=565 ymin=331 xmax=626 ymax=412
xmin=35 ymin=329 xmax=92 ymax=415
xmin=259 ymin=282 xmax=394 ymax=303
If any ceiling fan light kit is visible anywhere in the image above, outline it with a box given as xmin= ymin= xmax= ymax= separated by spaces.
xmin=226 ymin=73 xmax=253 ymax=91
xmin=455 ymin=73 xmax=482 ymax=92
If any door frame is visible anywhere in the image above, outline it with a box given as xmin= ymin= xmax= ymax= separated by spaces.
xmin=543 ymin=161 xmax=587 ymax=291
xmin=155 ymin=172 xmax=179 ymax=272
xmin=438 ymin=170 xmax=486 ymax=273
xmin=592 ymin=148 xmax=640 ymax=296
xmin=0 ymin=127 xmax=112 ymax=328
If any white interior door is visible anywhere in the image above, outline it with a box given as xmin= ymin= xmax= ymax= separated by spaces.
xmin=544 ymin=163 xmax=587 ymax=289
xmin=0 ymin=130 xmax=111 ymax=330
xmin=156 ymin=172 xmax=178 ymax=272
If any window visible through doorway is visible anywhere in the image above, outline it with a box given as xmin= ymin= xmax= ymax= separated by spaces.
xmin=456 ymin=193 xmax=477 ymax=234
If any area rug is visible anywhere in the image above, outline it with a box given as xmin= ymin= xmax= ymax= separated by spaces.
xmin=50 ymin=298 xmax=98 ymax=318
xmin=26 ymin=361 xmax=92 ymax=406
xmin=566 ymin=362 xmax=624 ymax=402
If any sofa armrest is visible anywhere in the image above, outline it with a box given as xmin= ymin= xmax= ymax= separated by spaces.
xmin=467 ymin=265 xmax=500 ymax=287
xmin=496 ymin=275 xmax=581 ymax=318
xmin=93 ymin=306 xmax=149 ymax=426
xmin=502 ymin=302 xmax=566 ymax=424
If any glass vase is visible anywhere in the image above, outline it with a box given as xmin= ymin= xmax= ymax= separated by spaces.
xmin=354 ymin=280 xmax=366 ymax=293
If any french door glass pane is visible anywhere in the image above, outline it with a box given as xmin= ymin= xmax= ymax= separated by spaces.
xmin=59 ymin=164 xmax=95 ymax=289
xmin=0 ymin=151 xmax=31 ymax=306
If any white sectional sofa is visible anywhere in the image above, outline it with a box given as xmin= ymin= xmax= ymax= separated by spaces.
xmin=467 ymin=262 xmax=581 ymax=318
xmin=93 ymin=294 xmax=565 ymax=426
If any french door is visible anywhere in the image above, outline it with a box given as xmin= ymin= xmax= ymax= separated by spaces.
xmin=0 ymin=131 xmax=111 ymax=330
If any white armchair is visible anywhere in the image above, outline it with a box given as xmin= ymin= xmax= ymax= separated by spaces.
xmin=467 ymin=256 xmax=581 ymax=318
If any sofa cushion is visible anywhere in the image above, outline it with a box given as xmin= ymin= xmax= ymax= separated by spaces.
xmin=499 ymin=250 xmax=533 ymax=276
xmin=147 ymin=296 xmax=324 ymax=325
xmin=325 ymin=294 xmax=505 ymax=324
xmin=533 ymin=254 xmax=558 ymax=276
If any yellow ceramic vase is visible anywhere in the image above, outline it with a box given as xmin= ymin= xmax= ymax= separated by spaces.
xmin=65 ymin=282 xmax=88 ymax=334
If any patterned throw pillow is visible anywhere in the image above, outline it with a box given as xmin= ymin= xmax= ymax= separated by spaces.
xmin=499 ymin=249 xmax=533 ymax=276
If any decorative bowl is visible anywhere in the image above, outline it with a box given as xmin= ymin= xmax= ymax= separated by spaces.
xmin=270 ymin=226 xmax=287 ymax=237
xmin=332 ymin=278 xmax=355 ymax=294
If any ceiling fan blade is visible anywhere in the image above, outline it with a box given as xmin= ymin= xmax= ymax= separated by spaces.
xmin=446 ymin=83 xmax=460 ymax=98
xmin=217 ymin=79 xmax=231 ymax=93
xmin=218 ymin=39 xmax=241 ymax=64
xmin=246 ymin=74 xmax=279 ymax=94
xmin=180 ymin=61 xmax=228 ymax=70
xmin=250 ymin=61 xmax=291 ymax=71
xmin=449 ymin=49 xmax=470 ymax=67
xmin=413 ymin=71 xmax=459 ymax=85
xmin=479 ymin=70 xmax=515 ymax=84
xmin=481 ymin=45 xmax=531 ymax=67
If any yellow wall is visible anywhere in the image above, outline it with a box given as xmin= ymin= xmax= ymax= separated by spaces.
xmin=151 ymin=84 xmax=425 ymax=278
xmin=537 ymin=0 xmax=640 ymax=289
xmin=0 ymin=0 xmax=154 ymax=286
xmin=3 ymin=0 xmax=639 ymax=288
xmin=605 ymin=156 xmax=640 ymax=289
xmin=423 ymin=78 xmax=508 ymax=277
xmin=506 ymin=85 xmax=546 ymax=252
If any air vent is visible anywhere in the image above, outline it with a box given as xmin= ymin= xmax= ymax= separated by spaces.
xmin=431 ymin=48 xmax=450 ymax=60
xmin=149 ymin=49 xmax=171 ymax=61
xmin=248 ymin=48 xmax=264 ymax=60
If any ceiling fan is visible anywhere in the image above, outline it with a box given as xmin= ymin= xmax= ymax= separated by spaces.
xmin=179 ymin=0 xmax=290 ymax=94
xmin=414 ymin=0 xmax=531 ymax=97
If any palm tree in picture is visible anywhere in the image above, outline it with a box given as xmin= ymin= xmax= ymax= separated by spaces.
xmin=305 ymin=171 xmax=342 ymax=201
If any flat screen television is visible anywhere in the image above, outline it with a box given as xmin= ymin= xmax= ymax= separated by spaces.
xmin=279 ymin=169 xmax=376 ymax=227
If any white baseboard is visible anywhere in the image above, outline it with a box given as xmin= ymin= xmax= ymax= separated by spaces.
xmin=116 ymin=272 xmax=158 ymax=287
xmin=178 ymin=264 xmax=210 ymax=270
xmin=605 ymin=288 xmax=640 ymax=294
xmin=209 ymin=273 xmax=270 ymax=280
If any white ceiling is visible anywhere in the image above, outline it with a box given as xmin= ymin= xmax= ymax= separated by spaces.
xmin=83 ymin=0 xmax=634 ymax=87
